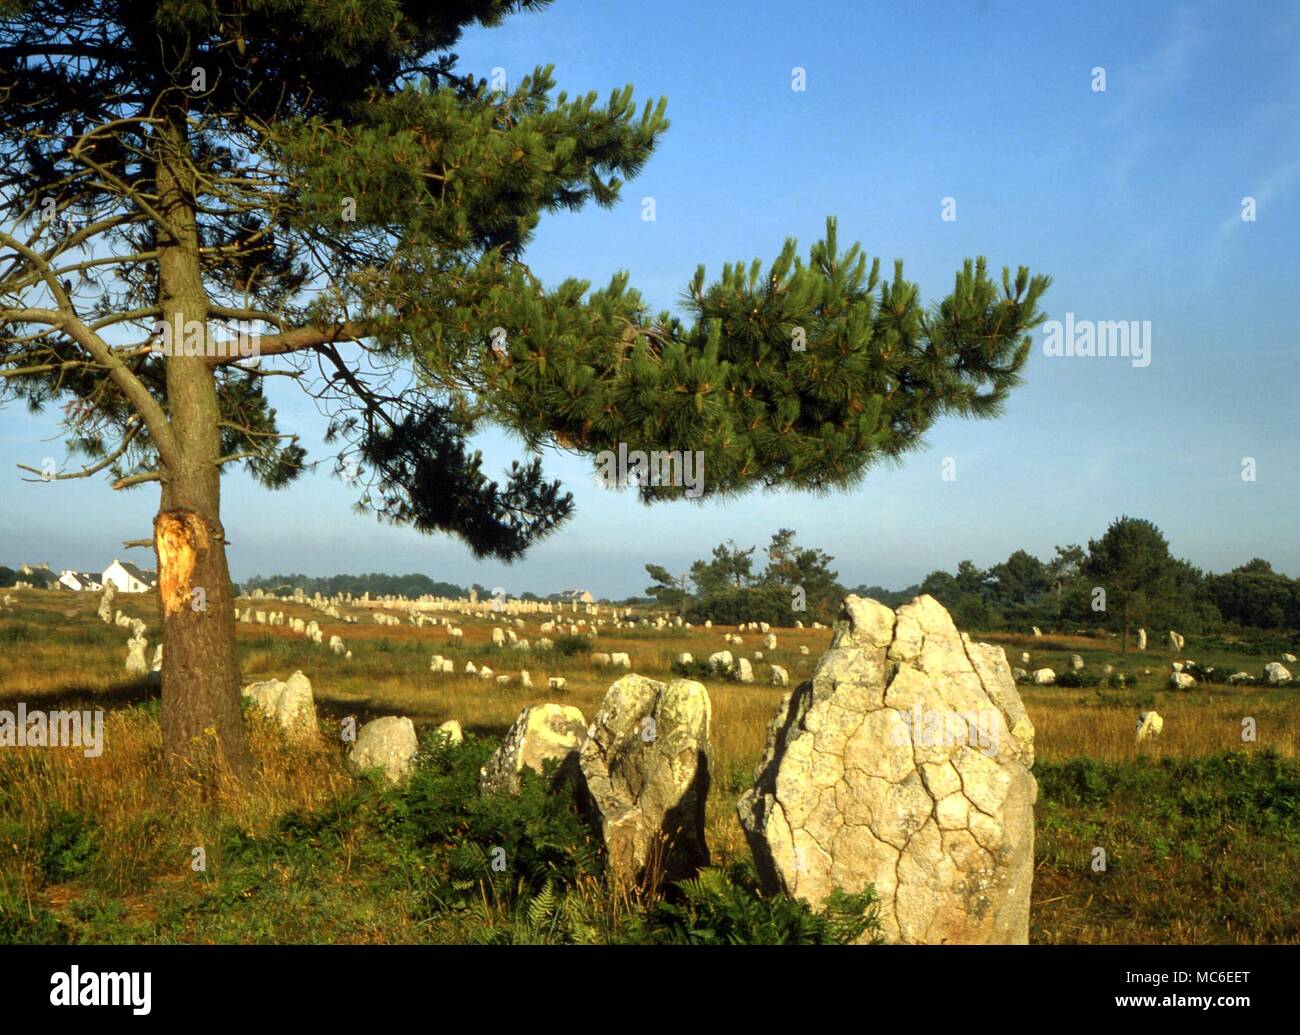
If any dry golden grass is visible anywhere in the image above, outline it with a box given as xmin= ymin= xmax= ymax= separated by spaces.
xmin=3 ymin=588 xmax=1298 ymax=943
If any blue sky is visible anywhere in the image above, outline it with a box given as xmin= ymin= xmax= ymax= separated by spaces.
xmin=2 ymin=0 xmax=1298 ymax=596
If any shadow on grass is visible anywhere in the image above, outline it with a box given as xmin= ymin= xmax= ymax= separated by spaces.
xmin=0 ymin=676 xmax=159 ymax=710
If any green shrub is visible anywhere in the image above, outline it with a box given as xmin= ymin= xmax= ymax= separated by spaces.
xmin=549 ymin=635 xmax=592 ymax=657
xmin=0 ymin=891 xmax=68 ymax=944
xmin=635 ymin=860 xmax=882 ymax=945
xmin=32 ymin=808 xmax=98 ymax=884
xmin=671 ymin=657 xmax=715 ymax=680
xmin=684 ymin=585 xmax=797 ymax=627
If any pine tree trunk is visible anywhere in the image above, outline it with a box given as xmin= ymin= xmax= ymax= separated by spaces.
xmin=153 ymin=110 xmax=253 ymax=780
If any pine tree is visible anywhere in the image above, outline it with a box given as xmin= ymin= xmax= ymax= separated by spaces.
xmin=760 ymin=528 xmax=841 ymax=618
xmin=1083 ymin=516 xmax=1176 ymax=652
xmin=0 ymin=2 xmax=1049 ymax=781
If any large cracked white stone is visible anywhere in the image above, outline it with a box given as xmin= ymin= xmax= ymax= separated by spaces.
xmin=737 ymin=594 xmax=1037 ymax=944
xmin=578 ymin=674 xmax=712 ymax=886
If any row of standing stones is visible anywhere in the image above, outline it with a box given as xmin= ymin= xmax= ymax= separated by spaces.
xmin=242 ymin=593 xmax=1037 ymax=944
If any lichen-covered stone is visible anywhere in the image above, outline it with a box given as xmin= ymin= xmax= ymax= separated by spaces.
xmin=579 ymin=675 xmax=712 ymax=886
xmin=479 ymin=703 xmax=587 ymax=795
xmin=349 ymin=716 xmax=418 ymax=783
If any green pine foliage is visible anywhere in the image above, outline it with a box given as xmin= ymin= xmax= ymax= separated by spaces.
xmin=1 ymin=2 xmax=1049 ymax=562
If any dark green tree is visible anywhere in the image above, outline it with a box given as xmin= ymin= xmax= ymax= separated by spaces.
xmin=1048 ymin=543 xmax=1086 ymax=622
xmin=1083 ymin=516 xmax=1176 ymax=652
xmin=1207 ymin=560 xmax=1297 ymax=631
xmin=989 ymin=549 xmax=1048 ymax=606
xmin=0 ymin=1 xmax=1048 ymax=779
xmin=644 ymin=562 xmax=689 ymax=611
xmin=761 ymin=528 xmax=842 ymax=620
xmin=920 ymin=561 xmax=999 ymax=630
xmin=690 ymin=541 xmax=757 ymax=595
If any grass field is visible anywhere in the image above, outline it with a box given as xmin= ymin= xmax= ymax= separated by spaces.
xmin=1 ymin=588 xmax=1297 ymax=944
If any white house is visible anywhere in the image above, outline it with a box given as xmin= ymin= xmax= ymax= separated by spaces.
xmin=101 ymin=559 xmax=157 ymax=594
xmin=58 ymin=570 xmax=102 ymax=592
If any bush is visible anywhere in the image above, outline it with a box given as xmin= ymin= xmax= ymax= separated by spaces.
xmin=1055 ymin=668 xmax=1102 ymax=688
xmin=635 ymin=860 xmax=882 ymax=945
xmin=32 ymin=808 xmax=98 ymax=884
xmin=549 ymin=635 xmax=592 ymax=657
xmin=671 ymin=657 xmax=715 ymax=680
xmin=0 ymin=891 xmax=67 ymax=944
xmin=684 ymin=585 xmax=795 ymax=627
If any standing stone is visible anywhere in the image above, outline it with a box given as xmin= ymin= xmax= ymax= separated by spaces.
xmin=1031 ymin=668 xmax=1056 ymax=685
xmin=707 ymin=650 xmax=733 ymax=673
xmin=1136 ymin=711 xmax=1163 ymax=742
xmin=763 ymin=633 xmax=778 ymax=651
xmin=436 ymin=719 xmax=464 ymax=745
xmin=738 ymin=594 xmax=1037 ymax=944
xmin=479 ymin=703 xmax=587 ymax=795
xmin=97 ymin=583 xmax=116 ymax=623
xmin=1031 ymin=626 xmax=1042 ymax=637
xmin=150 ymin=644 xmax=164 ymax=673
xmin=735 ymin=657 xmax=754 ymax=683
xmin=770 ymin=665 xmax=790 ymax=687
xmin=1069 ymin=654 xmax=1084 ymax=671
xmin=1169 ymin=630 xmax=1185 ymax=651
xmin=348 ymin=716 xmax=418 ymax=784
xmin=329 ymin=634 xmax=346 ymax=655
xmin=124 ymin=635 xmax=149 ymax=677
xmin=579 ymin=675 xmax=712 ymax=886
xmin=241 ymin=671 xmax=318 ymax=737
xmin=1136 ymin=628 xmax=1147 ymax=651
xmin=1263 ymin=662 xmax=1292 ymax=686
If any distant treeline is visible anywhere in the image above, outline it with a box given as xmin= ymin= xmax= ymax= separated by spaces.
xmin=239 ymin=572 xmax=469 ymax=599
xmin=646 ymin=518 xmax=1300 ymax=638
xmin=864 ymin=520 xmax=1300 ymax=638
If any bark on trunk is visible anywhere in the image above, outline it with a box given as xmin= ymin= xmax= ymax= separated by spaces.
xmin=156 ymin=503 xmax=250 ymax=778
xmin=153 ymin=110 xmax=252 ymax=779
